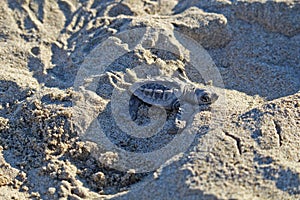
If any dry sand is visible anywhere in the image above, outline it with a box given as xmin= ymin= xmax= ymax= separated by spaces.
xmin=0 ymin=0 xmax=299 ymax=199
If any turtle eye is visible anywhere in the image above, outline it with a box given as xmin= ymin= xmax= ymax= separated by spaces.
xmin=200 ymin=93 xmax=211 ymax=103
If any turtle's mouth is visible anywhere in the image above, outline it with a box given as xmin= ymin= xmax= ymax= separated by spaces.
xmin=211 ymin=93 xmax=219 ymax=103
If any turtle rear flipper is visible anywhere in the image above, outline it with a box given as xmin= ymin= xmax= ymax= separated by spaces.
xmin=129 ymin=95 xmax=143 ymax=121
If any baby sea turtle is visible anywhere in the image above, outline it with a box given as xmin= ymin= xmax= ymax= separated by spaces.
xmin=106 ymin=71 xmax=218 ymax=132
xmin=128 ymin=76 xmax=219 ymax=132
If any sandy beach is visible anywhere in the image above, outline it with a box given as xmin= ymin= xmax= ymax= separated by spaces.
xmin=0 ymin=0 xmax=299 ymax=199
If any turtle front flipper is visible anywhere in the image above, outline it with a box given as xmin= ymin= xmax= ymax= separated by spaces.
xmin=174 ymin=107 xmax=186 ymax=130
xmin=170 ymin=103 xmax=194 ymax=133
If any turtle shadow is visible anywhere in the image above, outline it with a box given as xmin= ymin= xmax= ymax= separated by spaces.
xmin=97 ymin=101 xmax=178 ymax=153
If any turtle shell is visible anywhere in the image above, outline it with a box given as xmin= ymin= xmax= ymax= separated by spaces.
xmin=129 ymin=77 xmax=185 ymax=110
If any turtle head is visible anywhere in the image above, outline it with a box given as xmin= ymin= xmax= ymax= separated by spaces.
xmin=195 ymin=88 xmax=219 ymax=105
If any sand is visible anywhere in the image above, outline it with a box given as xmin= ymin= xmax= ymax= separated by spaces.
xmin=0 ymin=0 xmax=299 ymax=199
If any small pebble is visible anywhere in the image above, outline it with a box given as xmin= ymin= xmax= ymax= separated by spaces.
xmin=21 ymin=185 xmax=29 ymax=192
xmin=30 ymin=192 xmax=40 ymax=198
xmin=92 ymin=172 xmax=105 ymax=183
xmin=48 ymin=187 xmax=56 ymax=195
